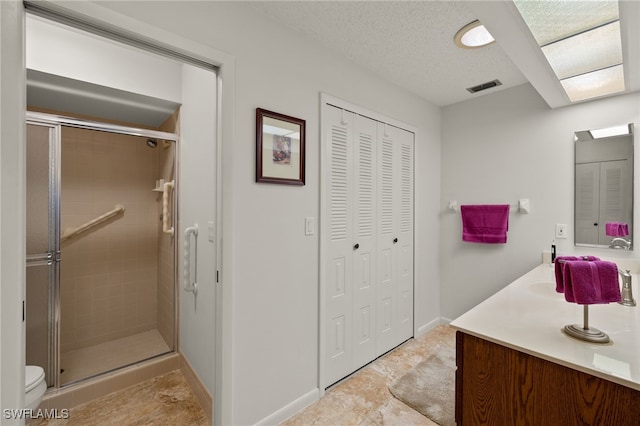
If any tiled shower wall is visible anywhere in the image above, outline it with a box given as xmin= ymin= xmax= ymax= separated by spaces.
xmin=60 ymin=127 xmax=161 ymax=353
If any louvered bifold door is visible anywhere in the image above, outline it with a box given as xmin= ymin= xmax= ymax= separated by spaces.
xmin=376 ymin=123 xmax=398 ymax=354
xmin=376 ymin=124 xmax=415 ymax=353
xmin=598 ymin=160 xmax=629 ymax=245
xmin=575 ymin=163 xmax=600 ymax=245
xmin=394 ymin=127 xmax=414 ymax=346
xmin=351 ymin=115 xmax=378 ymax=370
xmin=325 ymin=105 xmax=355 ymax=385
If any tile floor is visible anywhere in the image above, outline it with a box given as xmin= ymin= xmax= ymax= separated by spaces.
xmin=35 ymin=325 xmax=454 ymax=426
xmin=60 ymin=329 xmax=171 ymax=385
xmin=34 ymin=370 xmax=208 ymax=426
xmin=283 ymin=324 xmax=455 ymax=425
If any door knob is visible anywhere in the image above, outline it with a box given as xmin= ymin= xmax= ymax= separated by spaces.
xmin=594 ymin=223 xmax=598 ymax=226
xmin=353 ymin=243 xmax=360 ymax=250
xmin=393 ymin=238 xmax=398 ymax=243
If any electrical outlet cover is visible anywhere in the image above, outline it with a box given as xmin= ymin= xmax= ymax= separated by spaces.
xmin=556 ymin=223 xmax=567 ymax=239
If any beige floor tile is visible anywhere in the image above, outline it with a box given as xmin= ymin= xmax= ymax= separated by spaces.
xmin=34 ymin=370 xmax=208 ymax=426
xmin=35 ymin=325 xmax=454 ymax=426
xmin=282 ymin=324 xmax=455 ymax=426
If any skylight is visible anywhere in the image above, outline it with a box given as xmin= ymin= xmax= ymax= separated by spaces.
xmin=513 ymin=0 xmax=625 ymax=102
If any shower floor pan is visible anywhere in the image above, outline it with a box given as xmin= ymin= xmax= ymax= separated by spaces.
xmin=60 ymin=329 xmax=171 ymax=385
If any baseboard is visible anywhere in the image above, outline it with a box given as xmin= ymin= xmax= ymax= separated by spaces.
xmin=179 ymin=353 xmax=213 ymax=424
xmin=254 ymin=388 xmax=319 ymax=426
xmin=440 ymin=316 xmax=454 ymax=325
xmin=415 ymin=317 xmax=444 ymax=338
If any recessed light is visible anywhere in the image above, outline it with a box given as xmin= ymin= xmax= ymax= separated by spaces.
xmin=454 ymin=20 xmax=495 ymax=49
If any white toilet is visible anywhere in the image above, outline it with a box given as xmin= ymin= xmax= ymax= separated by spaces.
xmin=25 ymin=366 xmax=46 ymax=410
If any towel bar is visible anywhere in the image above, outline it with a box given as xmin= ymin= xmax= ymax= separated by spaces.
xmin=448 ymin=198 xmax=530 ymax=214
xmin=162 ymin=180 xmax=175 ymax=236
xmin=61 ymin=204 xmax=125 ymax=242
xmin=183 ymin=224 xmax=198 ymax=295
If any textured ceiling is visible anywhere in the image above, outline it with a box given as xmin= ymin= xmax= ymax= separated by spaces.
xmin=242 ymin=1 xmax=529 ymax=106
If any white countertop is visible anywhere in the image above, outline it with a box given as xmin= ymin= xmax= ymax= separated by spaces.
xmin=450 ymin=261 xmax=640 ymax=391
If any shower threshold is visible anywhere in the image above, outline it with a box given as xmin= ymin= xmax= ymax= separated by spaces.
xmin=60 ymin=329 xmax=171 ymax=386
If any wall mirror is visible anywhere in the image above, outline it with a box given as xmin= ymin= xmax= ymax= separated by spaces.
xmin=575 ymin=123 xmax=634 ymax=250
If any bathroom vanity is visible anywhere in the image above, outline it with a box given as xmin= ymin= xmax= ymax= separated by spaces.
xmin=451 ymin=262 xmax=640 ymax=425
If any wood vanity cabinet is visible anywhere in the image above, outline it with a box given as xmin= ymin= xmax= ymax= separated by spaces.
xmin=455 ymin=332 xmax=640 ymax=425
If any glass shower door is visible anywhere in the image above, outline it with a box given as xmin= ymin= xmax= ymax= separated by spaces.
xmin=25 ymin=122 xmax=60 ymax=388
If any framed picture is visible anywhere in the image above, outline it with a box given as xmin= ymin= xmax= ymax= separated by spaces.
xmin=256 ymin=108 xmax=306 ymax=185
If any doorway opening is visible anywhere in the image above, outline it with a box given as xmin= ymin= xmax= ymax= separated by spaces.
xmin=23 ymin=5 xmax=220 ymax=420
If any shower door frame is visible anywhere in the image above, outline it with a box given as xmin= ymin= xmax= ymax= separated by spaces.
xmin=25 ymin=120 xmax=61 ymax=388
xmin=26 ymin=110 xmax=181 ymax=389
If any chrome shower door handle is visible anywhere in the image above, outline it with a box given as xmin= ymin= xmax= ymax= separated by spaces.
xmin=183 ymin=224 xmax=198 ymax=295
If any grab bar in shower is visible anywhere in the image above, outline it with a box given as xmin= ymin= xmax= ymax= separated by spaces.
xmin=162 ymin=180 xmax=175 ymax=236
xmin=183 ymin=224 xmax=198 ymax=295
xmin=61 ymin=204 xmax=125 ymax=242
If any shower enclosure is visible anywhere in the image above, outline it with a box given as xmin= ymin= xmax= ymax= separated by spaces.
xmin=26 ymin=112 xmax=179 ymax=388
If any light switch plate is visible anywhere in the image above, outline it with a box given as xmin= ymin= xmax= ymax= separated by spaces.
xmin=208 ymin=221 xmax=215 ymax=242
xmin=305 ymin=217 xmax=315 ymax=236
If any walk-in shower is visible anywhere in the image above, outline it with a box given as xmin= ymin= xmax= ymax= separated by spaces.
xmin=26 ymin=112 xmax=179 ymax=389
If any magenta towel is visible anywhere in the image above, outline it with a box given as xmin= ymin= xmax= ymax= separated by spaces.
xmin=554 ymin=256 xmax=600 ymax=293
xmin=563 ymin=260 xmax=621 ymax=304
xmin=605 ymin=222 xmax=629 ymax=237
xmin=460 ymin=204 xmax=509 ymax=244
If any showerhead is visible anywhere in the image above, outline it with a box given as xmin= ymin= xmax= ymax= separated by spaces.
xmin=146 ymin=138 xmax=158 ymax=148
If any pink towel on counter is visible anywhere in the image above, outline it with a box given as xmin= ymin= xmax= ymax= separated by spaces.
xmin=460 ymin=204 xmax=509 ymax=244
xmin=605 ymin=222 xmax=629 ymax=237
xmin=562 ymin=260 xmax=621 ymax=305
xmin=554 ymin=256 xmax=600 ymax=293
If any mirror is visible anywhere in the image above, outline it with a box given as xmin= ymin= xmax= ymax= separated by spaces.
xmin=575 ymin=124 xmax=634 ymax=250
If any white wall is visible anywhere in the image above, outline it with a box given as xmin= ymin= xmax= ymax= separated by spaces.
xmin=26 ymin=14 xmax=182 ymax=103
xmin=90 ymin=2 xmax=442 ymax=424
xmin=179 ymin=64 xmax=217 ymax=393
xmin=441 ymin=83 xmax=640 ymax=320
xmin=0 ymin=1 xmax=26 ymax=421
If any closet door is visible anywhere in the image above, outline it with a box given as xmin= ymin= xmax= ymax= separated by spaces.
xmin=323 ymin=102 xmax=415 ymax=385
xmin=394 ymin=127 xmax=414 ymax=345
xmin=376 ymin=124 xmax=414 ymax=354
xmin=325 ymin=106 xmax=355 ymax=385
xmin=352 ymin=115 xmax=378 ymax=369
xmin=598 ymin=160 xmax=629 ymax=245
xmin=575 ymin=163 xmax=600 ymax=245
xmin=376 ymin=124 xmax=398 ymax=354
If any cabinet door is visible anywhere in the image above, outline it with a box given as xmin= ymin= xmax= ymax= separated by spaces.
xmin=324 ymin=105 xmax=355 ymax=385
xmin=352 ymin=115 xmax=378 ymax=369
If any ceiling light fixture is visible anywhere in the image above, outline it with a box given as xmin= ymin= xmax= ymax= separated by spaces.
xmin=454 ymin=20 xmax=495 ymax=49
xmin=589 ymin=124 xmax=631 ymax=139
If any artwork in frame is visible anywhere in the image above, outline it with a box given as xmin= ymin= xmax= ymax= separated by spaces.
xmin=256 ymin=108 xmax=306 ymax=185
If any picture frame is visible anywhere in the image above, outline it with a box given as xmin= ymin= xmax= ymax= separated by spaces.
xmin=256 ymin=108 xmax=306 ymax=185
